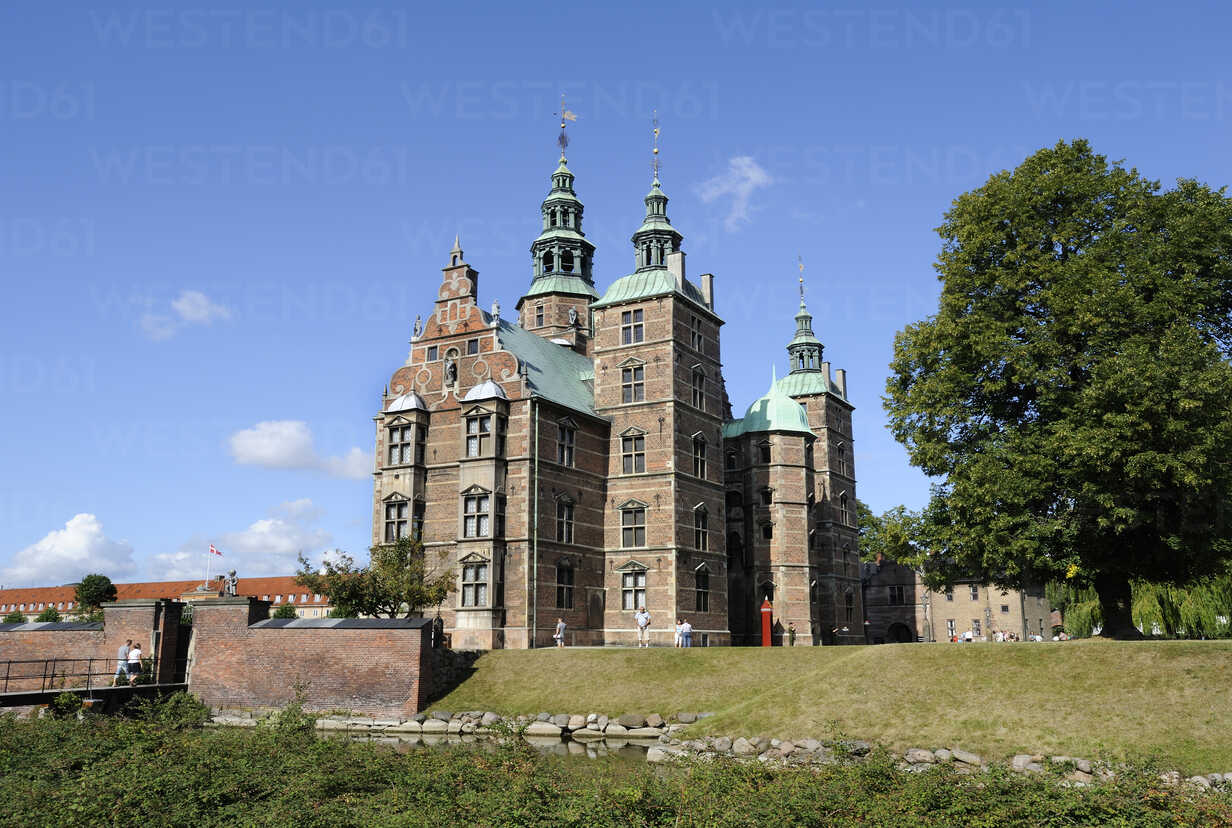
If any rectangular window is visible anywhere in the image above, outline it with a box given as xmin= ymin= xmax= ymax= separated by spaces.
xmin=621 ymin=309 xmax=644 ymax=344
xmin=969 ymin=585 xmax=979 ymax=601
xmin=557 ymin=423 xmax=575 ymax=466
xmin=466 ymin=338 xmax=479 ymax=355
xmin=946 ymin=619 xmax=956 ymax=639
xmin=494 ymin=496 xmax=506 ymax=538
xmin=384 ymin=501 xmax=409 ymax=542
xmin=621 ymin=569 xmax=647 ymax=610
xmin=758 ymin=442 xmax=771 ymax=463
xmin=945 ymin=588 xmax=954 ymax=602
xmin=725 ymin=451 xmax=737 ymax=470
xmin=972 ymin=619 xmax=982 ymax=636
xmin=413 ymin=501 xmax=425 ymax=539
xmin=495 ymin=416 xmax=507 ymax=456
xmin=840 ymin=495 xmax=852 ymax=527
xmin=835 ymin=443 xmax=848 ymax=476
xmin=415 ymin=425 xmax=426 ymax=465
xmin=426 ymin=345 xmax=438 ymax=361
xmin=274 ymin=595 xmax=282 ymax=604
xmin=888 ymin=585 xmax=906 ymax=605
xmin=692 ymin=437 xmax=707 ymax=478
xmin=691 ymin=369 xmax=705 ymax=410
xmin=313 ymin=594 xmax=322 ymax=603
xmin=535 ymin=305 xmax=544 ymax=326
xmin=845 ymin=592 xmax=854 ymax=624
xmin=621 ymin=435 xmax=645 ymax=474
xmin=694 ymin=509 xmax=708 ymax=550
xmin=621 ymin=365 xmax=644 ymax=402
xmin=695 ymin=568 xmax=710 ymax=613
xmin=1001 ymin=604 xmax=1010 ymax=614
xmin=388 ymin=425 xmax=414 ymax=465
xmin=463 ymin=494 xmax=490 ymax=538
xmin=556 ymin=501 xmax=574 ymax=543
xmin=761 ymin=523 xmax=773 ymax=540
xmin=461 ymin=563 xmax=488 ymax=607
xmin=690 ymin=315 xmax=703 ymax=350
xmin=466 ymin=414 xmax=491 ymax=457
xmin=621 ymin=508 xmax=646 ymax=548
xmin=760 ymin=489 xmax=773 ymax=505
xmin=555 ymin=566 xmax=574 ymax=609
xmin=300 ymin=594 xmax=307 ymax=603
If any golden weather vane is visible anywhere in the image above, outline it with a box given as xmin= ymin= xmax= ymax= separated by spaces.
xmin=798 ymin=255 xmax=806 ymax=302
xmin=651 ymin=110 xmax=661 ymax=181
xmin=557 ymin=93 xmax=577 ymax=156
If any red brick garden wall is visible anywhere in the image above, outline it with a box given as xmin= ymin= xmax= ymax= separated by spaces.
xmin=187 ymin=597 xmax=433 ymax=718
xmin=0 ymin=601 xmax=182 ymax=691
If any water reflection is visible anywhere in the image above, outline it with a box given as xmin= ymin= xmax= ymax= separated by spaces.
xmin=334 ymin=729 xmax=652 ymax=762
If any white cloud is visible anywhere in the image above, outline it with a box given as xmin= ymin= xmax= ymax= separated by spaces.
xmin=140 ymin=289 xmax=231 ymax=340
xmin=171 ymin=290 xmax=231 ymax=324
xmin=2 ymin=514 xmax=137 ymax=587
xmin=698 ymin=156 xmax=774 ymax=231
xmin=228 ymin=420 xmax=372 ymax=480
xmin=153 ymin=499 xmax=333 ymax=579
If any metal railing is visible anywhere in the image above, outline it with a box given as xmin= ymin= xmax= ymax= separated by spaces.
xmin=0 ymin=657 xmax=186 ymax=695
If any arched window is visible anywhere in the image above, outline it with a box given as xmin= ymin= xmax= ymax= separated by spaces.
xmin=543 ymin=251 xmax=555 ymax=273
xmin=839 ymin=493 xmax=852 ymax=526
xmin=691 ymin=368 xmax=705 ymax=410
xmin=692 ymin=435 xmax=707 ymax=478
xmin=561 ymin=250 xmax=575 ymax=273
xmin=693 ymin=504 xmax=709 ymax=551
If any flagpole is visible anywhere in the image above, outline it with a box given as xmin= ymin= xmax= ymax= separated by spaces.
xmin=204 ymin=545 xmax=212 ymax=589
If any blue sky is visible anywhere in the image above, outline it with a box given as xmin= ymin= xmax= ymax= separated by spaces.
xmin=2 ymin=0 xmax=1229 ymax=587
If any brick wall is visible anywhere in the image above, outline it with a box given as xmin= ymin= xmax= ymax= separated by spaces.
xmin=188 ymin=597 xmax=433 ymax=717
xmin=0 ymin=600 xmax=182 ymax=690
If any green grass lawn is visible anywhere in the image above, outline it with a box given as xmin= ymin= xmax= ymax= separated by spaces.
xmin=434 ymin=640 xmax=1232 ymax=774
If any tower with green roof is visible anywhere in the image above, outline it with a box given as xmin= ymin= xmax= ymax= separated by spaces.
xmin=515 ymin=149 xmax=599 ymax=351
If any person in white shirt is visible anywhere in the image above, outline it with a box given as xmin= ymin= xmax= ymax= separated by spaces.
xmin=674 ymin=619 xmax=682 ymax=648
xmin=127 ymin=642 xmax=143 ymax=686
xmin=679 ymin=618 xmax=693 ymax=648
xmin=634 ymin=607 xmax=651 ymax=648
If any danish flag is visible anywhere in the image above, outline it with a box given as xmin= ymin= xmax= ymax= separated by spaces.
xmin=209 ymin=544 xmax=222 ymax=557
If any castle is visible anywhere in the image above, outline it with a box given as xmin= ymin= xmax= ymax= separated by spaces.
xmin=370 ymin=139 xmax=862 ymax=648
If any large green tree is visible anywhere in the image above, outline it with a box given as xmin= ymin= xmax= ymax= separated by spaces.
xmin=296 ymin=536 xmax=454 ymax=619
xmin=857 ymin=501 xmax=922 ymax=564
xmin=885 ymin=139 xmax=1232 ymax=638
xmin=74 ymin=574 xmax=117 ymax=615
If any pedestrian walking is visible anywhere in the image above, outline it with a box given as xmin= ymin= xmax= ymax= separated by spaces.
xmin=127 ymin=642 xmax=143 ymax=686
xmin=788 ymin=622 xmax=797 ymax=646
xmin=634 ymin=606 xmax=651 ymax=648
xmin=113 ymin=639 xmax=131 ymax=686
xmin=553 ymin=617 xmax=566 ymax=648
xmin=680 ymin=618 xmax=693 ymax=647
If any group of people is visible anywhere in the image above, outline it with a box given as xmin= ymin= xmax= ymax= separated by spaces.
xmin=950 ymin=630 xmax=1047 ymax=643
xmin=550 ymin=607 xmax=696 ymax=647
xmin=112 ymin=638 xmax=144 ymax=685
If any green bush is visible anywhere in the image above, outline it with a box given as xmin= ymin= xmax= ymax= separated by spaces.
xmin=49 ymin=692 xmax=81 ymax=719
xmin=271 ymin=603 xmax=298 ymax=620
xmin=2 ymin=610 xmax=26 ymax=624
xmin=128 ymin=692 xmax=211 ymax=730
xmin=35 ymin=607 xmax=61 ymax=623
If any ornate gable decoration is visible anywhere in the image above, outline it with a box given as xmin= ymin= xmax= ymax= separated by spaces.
xmin=617 ymin=498 xmax=648 ymax=511
xmin=617 ymin=559 xmax=648 ymax=572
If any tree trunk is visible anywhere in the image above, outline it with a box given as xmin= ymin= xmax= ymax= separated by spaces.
xmin=1094 ymin=572 xmax=1143 ymax=639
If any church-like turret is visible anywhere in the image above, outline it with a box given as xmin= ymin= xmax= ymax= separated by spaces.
xmin=516 ymin=111 xmax=598 ymax=350
xmin=787 ymin=276 xmax=823 ymax=374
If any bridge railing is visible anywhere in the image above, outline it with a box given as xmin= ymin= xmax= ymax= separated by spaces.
xmin=0 ymin=656 xmax=189 ymax=695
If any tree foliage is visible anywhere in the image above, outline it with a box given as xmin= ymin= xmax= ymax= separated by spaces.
xmin=296 ymin=536 xmax=454 ymax=619
xmin=271 ymin=603 xmax=298 ymax=619
xmin=857 ymin=501 xmax=923 ymax=564
xmin=2 ymin=610 xmax=26 ymax=624
xmin=34 ymin=606 xmax=61 ymax=623
xmin=74 ymin=574 xmax=117 ymax=612
xmin=885 ymin=139 xmax=1232 ymax=637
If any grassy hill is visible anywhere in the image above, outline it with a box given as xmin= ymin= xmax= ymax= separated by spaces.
xmin=434 ymin=640 xmax=1232 ymax=773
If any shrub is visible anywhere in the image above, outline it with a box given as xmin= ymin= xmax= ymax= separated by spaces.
xmin=2 ymin=610 xmax=26 ymax=624
xmin=34 ymin=607 xmax=61 ymax=623
xmin=49 ymin=692 xmax=81 ymax=719
xmin=271 ymin=603 xmax=298 ymax=619
xmin=129 ymin=692 xmax=211 ymax=730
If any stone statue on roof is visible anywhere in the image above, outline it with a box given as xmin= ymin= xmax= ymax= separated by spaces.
xmin=412 ymin=315 xmax=422 ymax=339
xmin=568 ymin=306 xmax=578 ymax=326
xmin=224 ymin=570 xmax=238 ymax=596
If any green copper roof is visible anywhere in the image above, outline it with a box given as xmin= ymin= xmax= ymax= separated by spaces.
xmin=532 ymin=228 xmax=589 ymax=244
xmin=521 ymin=274 xmax=599 ymax=300
xmin=591 ymin=268 xmax=710 ymax=312
xmin=725 ymin=373 xmax=813 ymax=437
xmin=776 ymin=371 xmax=831 ymax=398
xmin=493 ymin=317 xmax=598 ymax=417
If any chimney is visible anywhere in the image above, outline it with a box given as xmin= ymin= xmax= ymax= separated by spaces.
xmin=700 ymin=273 xmax=715 ymax=309
xmin=835 ymin=368 xmax=848 ymax=399
xmin=821 ymin=361 xmax=831 ymax=390
xmin=666 ymin=250 xmax=686 ymax=291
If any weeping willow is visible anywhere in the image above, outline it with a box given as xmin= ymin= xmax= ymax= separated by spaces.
xmin=1050 ymin=572 xmax=1232 ymax=638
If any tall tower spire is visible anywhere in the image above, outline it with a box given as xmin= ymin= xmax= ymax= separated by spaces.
xmin=631 ymin=113 xmax=683 ymax=272
xmin=787 ymin=257 xmax=823 ymax=374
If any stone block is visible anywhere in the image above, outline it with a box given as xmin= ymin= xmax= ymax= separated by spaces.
xmin=713 ymin=736 xmax=732 ymax=752
xmin=481 ymin=712 xmax=501 ymax=727
xmin=596 ymin=715 xmax=609 ymax=730
xmin=645 ymin=713 xmax=664 ymax=728
xmin=625 ymin=727 xmax=663 ymax=740
xmin=430 ymin=710 xmax=451 ymax=722
xmin=646 ymin=747 xmax=669 ymax=763
xmin=732 ymin=737 xmax=756 ymax=756
xmin=933 ymin=748 xmax=952 ymax=763
xmin=676 ymin=712 xmax=697 ymax=724
xmin=618 ymin=713 xmax=646 ymax=728
xmin=525 ymin=721 xmax=562 ymax=737
xmin=570 ymin=728 xmax=605 ymax=742
xmin=551 ymin=713 xmax=570 ymax=728
xmin=446 ymin=720 xmax=462 ymax=735
xmin=387 ymin=720 xmax=422 ymax=733
xmin=421 ymin=719 xmax=448 ymax=733
xmin=951 ymin=749 xmax=982 ymax=766
xmin=905 ymin=749 xmax=935 ymax=764
xmin=567 ymin=715 xmax=585 ymax=731
xmin=604 ymin=723 xmax=628 ymax=737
